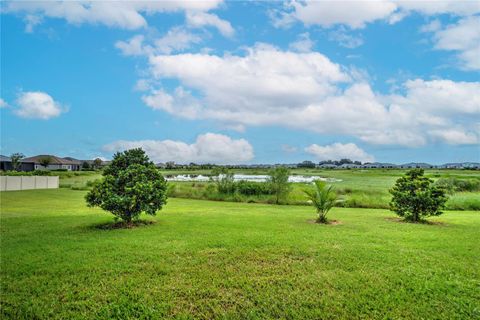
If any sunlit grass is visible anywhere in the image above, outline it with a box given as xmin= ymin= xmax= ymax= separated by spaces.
xmin=1 ymin=189 xmax=479 ymax=319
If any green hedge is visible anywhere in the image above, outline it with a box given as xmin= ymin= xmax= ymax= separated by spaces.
xmin=0 ymin=170 xmax=51 ymax=176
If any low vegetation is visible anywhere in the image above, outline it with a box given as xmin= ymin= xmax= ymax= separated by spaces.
xmin=304 ymin=180 xmax=340 ymax=223
xmin=434 ymin=177 xmax=480 ymax=193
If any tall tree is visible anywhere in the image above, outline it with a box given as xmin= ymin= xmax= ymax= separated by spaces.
xmin=10 ymin=152 xmax=24 ymax=171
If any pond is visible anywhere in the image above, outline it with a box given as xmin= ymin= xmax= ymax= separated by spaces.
xmin=164 ymin=174 xmax=341 ymax=183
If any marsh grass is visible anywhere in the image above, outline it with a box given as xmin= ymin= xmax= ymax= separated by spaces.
xmin=53 ymin=169 xmax=480 ymax=210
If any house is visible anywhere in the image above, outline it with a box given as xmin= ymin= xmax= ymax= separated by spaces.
xmin=0 ymin=155 xmax=35 ymax=171
xmin=439 ymin=162 xmax=480 ymax=169
xmin=64 ymin=157 xmax=111 ymax=169
xmin=337 ymin=163 xmax=361 ymax=169
xmin=362 ymin=162 xmax=382 ymax=169
xmin=0 ymin=155 xmax=13 ymax=171
xmin=378 ymin=163 xmax=397 ymax=169
xmin=318 ymin=164 xmax=337 ymax=169
xmin=462 ymin=162 xmax=480 ymax=169
xmin=399 ymin=162 xmax=435 ymax=169
xmin=21 ymin=155 xmax=81 ymax=171
xmin=438 ymin=163 xmax=461 ymax=169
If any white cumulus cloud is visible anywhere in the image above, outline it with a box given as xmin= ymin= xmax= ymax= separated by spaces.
xmin=3 ymin=0 xmax=224 ymax=31
xmin=103 ymin=133 xmax=254 ymax=164
xmin=305 ymin=143 xmax=375 ymax=163
xmin=428 ymin=129 xmax=479 ymax=145
xmin=140 ymin=45 xmax=479 ymax=147
xmin=186 ymin=11 xmax=234 ymax=37
xmin=289 ymin=32 xmax=315 ymax=52
xmin=115 ymin=27 xmax=203 ymax=56
xmin=290 ymin=0 xmax=397 ymax=29
xmin=282 ymin=0 xmax=480 ymax=30
xmin=14 ymin=91 xmax=66 ymax=119
xmin=427 ymin=16 xmax=480 ymax=71
xmin=328 ymin=27 xmax=364 ymax=48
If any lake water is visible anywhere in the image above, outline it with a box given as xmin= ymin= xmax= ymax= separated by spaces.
xmin=164 ymin=174 xmax=340 ymax=183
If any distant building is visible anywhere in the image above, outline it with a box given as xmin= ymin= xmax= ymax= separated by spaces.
xmin=362 ymin=162 xmax=397 ymax=169
xmin=462 ymin=162 xmax=480 ymax=169
xmin=21 ymin=155 xmax=81 ymax=171
xmin=318 ymin=164 xmax=337 ymax=169
xmin=0 ymin=155 xmax=12 ymax=171
xmin=362 ymin=162 xmax=382 ymax=169
xmin=439 ymin=162 xmax=480 ymax=169
xmin=0 ymin=155 xmax=35 ymax=171
xmin=72 ymin=158 xmax=110 ymax=169
xmin=337 ymin=163 xmax=361 ymax=169
xmin=399 ymin=163 xmax=435 ymax=169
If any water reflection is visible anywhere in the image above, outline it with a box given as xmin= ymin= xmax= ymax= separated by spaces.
xmin=164 ymin=174 xmax=340 ymax=183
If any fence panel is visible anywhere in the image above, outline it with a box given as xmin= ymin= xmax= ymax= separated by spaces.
xmin=0 ymin=176 xmax=59 ymax=191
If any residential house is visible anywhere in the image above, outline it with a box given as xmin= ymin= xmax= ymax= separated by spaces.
xmin=21 ymin=155 xmax=81 ymax=171
xmin=439 ymin=162 xmax=480 ymax=169
xmin=337 ymin=163 xmax=361 ymax=169
xmin=0 ymin=155 xmax=13 ymax=171
xmin=399 ymin=162 xmax=435 ymax=169
xmin=318 ymin=164 xmax=338 ymax=169
xmin=0 ymin=155 xmax=35 ymax=171
xmin=362 ymin=162 xmax=382 ymax=169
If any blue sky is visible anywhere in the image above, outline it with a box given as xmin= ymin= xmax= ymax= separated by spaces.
xmin=1 ymin=1 xmax=479 ymax=164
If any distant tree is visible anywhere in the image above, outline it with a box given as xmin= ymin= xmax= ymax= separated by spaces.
xmin=10 ymin=153 xmax=24 ymax=171
xmin=389 ymin=169 xmax=447 ymax=223
xmin=85 ymin=148 xmax=168 ymax=223
xmin=339 ymin=158 xmax=353 ymax=165
xmin=304 ymin=180 xmax=339 ymax=223
xmin=165 ymin=161 xmax=176 ymax=169
xmin=268 ymin=166 xmax=291 ymax=204
xmin=38 ymin=156 xmax=52 ymax=169
xmin=298 ymin=160 xmax=316 ymax=168
xmin=81 ymin=161 xmax=91 ymax=170
xmin=319 ymin=160 xmax=334 ymax=165
xmin=93 ymin=158 xmax=103 ymax=170
xmin=212 ymin=167 xmax=235 ymax=194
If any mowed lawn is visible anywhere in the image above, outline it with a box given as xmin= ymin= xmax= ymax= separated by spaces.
xmin=1 ymin=190 xmax=479 ymax=319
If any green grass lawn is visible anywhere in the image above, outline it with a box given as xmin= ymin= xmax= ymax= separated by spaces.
xmin=1 ymin=189 xmax=479 ymax=319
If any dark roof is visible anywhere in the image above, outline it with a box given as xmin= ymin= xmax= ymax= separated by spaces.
xmin=400 ymin=162 xmax=434 ymax=167
xmin=0 ymin=155 xmax=11 ymax=162
xmin=21 ymin=155 xmax=81 ymax=165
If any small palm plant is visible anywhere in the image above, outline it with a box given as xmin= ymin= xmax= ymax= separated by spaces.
xmin=304 ymin=180 xmax=339 ymax=224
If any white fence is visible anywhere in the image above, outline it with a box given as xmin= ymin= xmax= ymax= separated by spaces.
xmin=0 ymin=176 xmax=59 ymax=191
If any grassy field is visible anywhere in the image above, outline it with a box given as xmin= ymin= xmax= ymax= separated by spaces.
xmin=1 ymin=189 xmax=479 ymax=319
xmin=166 ymin=169 xmax=480 ymax=210
xmin=54 ymin=169 xmax=480 ymax=210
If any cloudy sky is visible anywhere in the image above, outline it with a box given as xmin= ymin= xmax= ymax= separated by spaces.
xmin=1 ymin=0 xmax=479 ymax=164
